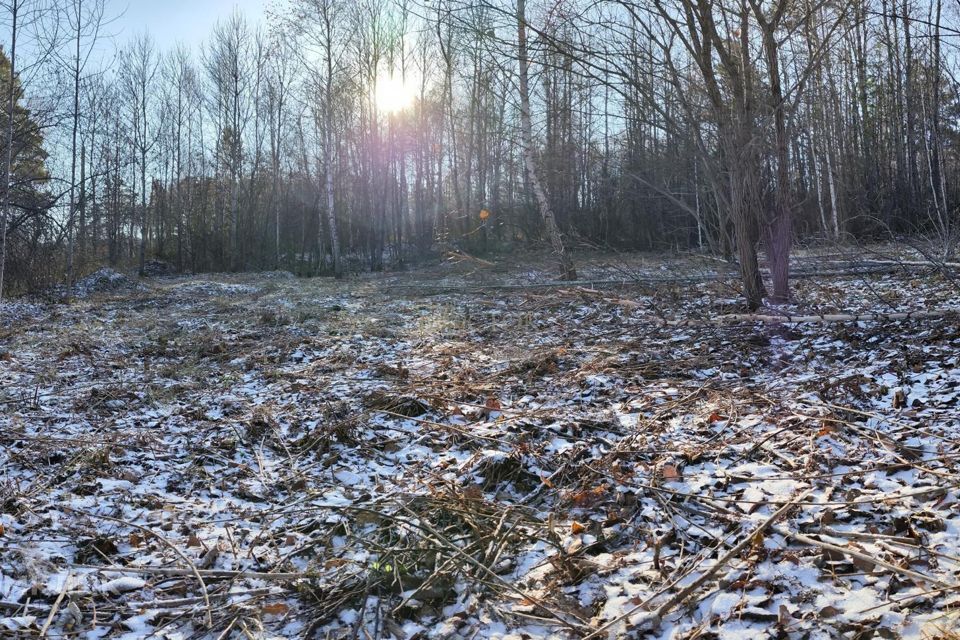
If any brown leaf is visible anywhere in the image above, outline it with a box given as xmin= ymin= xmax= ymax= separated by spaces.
xmin=571 ymin=521 xmax=587 ymax=534
xmin=483 ymin=397 xmax=502 ymax=419
xmin=778 ymin=604 xmax=792 ymax=626
xmin=661 ymin=465 xmax=681 ymax=481
xmin=462 ymin=485 xmax=484 ymax=501
xmin=850 ymin=547 xmax=875 ymax=573
xmin=893 ymin=388 xmax=907 ymax=409
xmin=187 ymin=534 xmax=201 ymax=548
xmin=324 ymin=558 xmax=350 ymax=569
xmin=262 ymin=603 xmax=290 ymax=616
xmin=571 ymin=485 xmax=607 ymax=508
xmin=129 ymin=532 xmax=143 ymax=548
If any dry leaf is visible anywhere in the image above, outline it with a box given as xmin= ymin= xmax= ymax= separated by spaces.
xmin=571 ymin=521 xmax=587 ymax=534
xmin=199 ymin=546 xmax=219 ymax=569
xmin=778 ymin=604 xmax=792 ymax=625
xmin=483 ymin=397 xmax=502 ymax=419
xmin=893 ymin=387 xmax=907 ymax=409
xmin=187 ymin=533 xmax=201 ymax=548
xmin=571 ymin=485 xmax=607 ymax=508
xmin=462 ymin=485 xmax=484 ymax=501
xmin=324 ymin=558 xmax=350 ymax=568
xmin=262 ymin=603 xmax=290 ymax=616
xmin=661 ymin=465 xmax=681 ymax=480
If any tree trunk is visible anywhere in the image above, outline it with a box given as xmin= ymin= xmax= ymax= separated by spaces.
xmin=0 ymin=0 xmax=17 ymax=306
xmin=516 ymin=0 xmax=576 ymax=281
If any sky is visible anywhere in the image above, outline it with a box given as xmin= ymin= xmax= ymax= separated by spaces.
xmin=106 ymin=0 xmax=269 ymax=50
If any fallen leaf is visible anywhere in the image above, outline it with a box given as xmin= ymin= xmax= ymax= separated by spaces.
xmin=778 ymin=604 xmax=792 ymax=625
xmin=462 ymin=485 xmax=484 ymax=501
xmin=571 ymin=485 xmax=607 ymax=508
xmin=661 ymin=465 xmax=681 ymax=480
xmin=483 ymin=397 xmax=502 ymax=419
xmin=571 ymin=521 xmax=587 ymax=534
xmin=262 ymin=603 xmax=290 ymax=616
xmin=324 ymin=558 xmax=350 ymax=568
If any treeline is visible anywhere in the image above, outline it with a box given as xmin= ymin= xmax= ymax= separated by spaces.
xmin=0 ymin=0 xmax=957 ymax=307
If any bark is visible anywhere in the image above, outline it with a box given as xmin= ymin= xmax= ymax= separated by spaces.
xmin=66 ymin=0 xmax=84 ymax=291
xmin=0 ymin=0 xmax=17 ymax=306
xmin=516 ymin=0 xmax=576 ymax=281
xmin=323 ymin=4 xmax=342 ymax=278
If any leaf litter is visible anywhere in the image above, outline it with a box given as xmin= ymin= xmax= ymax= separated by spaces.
xmin=0 ymin=251 xmax=959 ymax=639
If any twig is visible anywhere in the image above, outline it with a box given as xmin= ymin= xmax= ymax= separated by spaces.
xmin=38 ymin=572 xmax=70 ymax=637
xmin=63 ymin=508 xmax=215 ymax=628
xmin=773 ymin=527 xmax=955 ymax=589
xmin=128 ymin=588 xmax=276 ymax=610
xmin=585 ymin=487 xmax=814 ymax=638
xmin=69 ymin=564 xmax=304 ymax=581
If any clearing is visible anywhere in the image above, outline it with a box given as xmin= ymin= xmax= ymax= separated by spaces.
xmin=1 ymin=250 xmax=959 ymax=639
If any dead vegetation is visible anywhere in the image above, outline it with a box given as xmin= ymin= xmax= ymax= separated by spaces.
xmin=1 ymin=251 xmax=959 ymax=639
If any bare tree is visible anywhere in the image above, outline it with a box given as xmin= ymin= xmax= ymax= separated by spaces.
xmin=61 ymin=0 xmax=106 ymax=289
xmin=516 ymin=0 xmax=576 ymax=281
xmin=0 ymin=0 xmax=19 ymax=305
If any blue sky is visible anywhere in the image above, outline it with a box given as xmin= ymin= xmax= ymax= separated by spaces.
xmin=107 ymin=0 xmax=269 ymax=50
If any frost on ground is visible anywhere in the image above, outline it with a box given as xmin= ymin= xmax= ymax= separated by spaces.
xmin=1 ymin=252 xmax=959 ymax=639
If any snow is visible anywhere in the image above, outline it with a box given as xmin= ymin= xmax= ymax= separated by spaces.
xmin=1 ymin=253 xmax=959 ymax=639
xmin=99 ymin=577 xmax=147 ymax=594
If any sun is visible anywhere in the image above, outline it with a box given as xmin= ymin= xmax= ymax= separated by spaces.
xmin=375 ymin=74 xmax=416 ymax=114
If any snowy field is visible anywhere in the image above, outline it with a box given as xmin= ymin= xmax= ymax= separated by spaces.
xmin=1 ymin=252 xmax=959 ymax=639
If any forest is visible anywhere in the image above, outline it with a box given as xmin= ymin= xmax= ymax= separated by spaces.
xmin=1 ymin=0 xmax=960 ymax=639
xmin=0 ymin=0 xmax=954 ymax=305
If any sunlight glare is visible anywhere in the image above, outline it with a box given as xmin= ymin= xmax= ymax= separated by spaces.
xmin=375 ymin=74 xmax=416 ymax=114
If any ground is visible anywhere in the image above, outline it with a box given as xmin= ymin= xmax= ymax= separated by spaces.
xmin=1 ymin=249 xmax=959 ymax=640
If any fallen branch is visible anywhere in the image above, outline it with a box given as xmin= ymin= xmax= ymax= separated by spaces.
xmin=446 ymin=250 xmax=496 ymax=267
xmin=63 ymin=508 xmax=215 ymax=628
xmin=773 ymin=527 xmax=955 ymax=589
xmin=128 ymin=588 xmax=277 ymax=611
xmin=69 ymin=565 xmax=304 ymax=581
xmin=585 ymin=488 xmax=814 ymax=638
xmin=38 ymin=572 xmax=70 ymax=637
